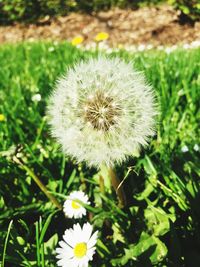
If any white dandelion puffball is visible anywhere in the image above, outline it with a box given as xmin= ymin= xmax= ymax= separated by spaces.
xmin=63 ymin=191 xmax=90 ymax=219
xmin=56 ymin=223 xmax=98 ymax=267
xmin=47 ymin=57 xmax=157 ymax=168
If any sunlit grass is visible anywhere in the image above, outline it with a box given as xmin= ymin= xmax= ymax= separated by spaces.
xmin=0 ymin=42 xmax=199 ymax=266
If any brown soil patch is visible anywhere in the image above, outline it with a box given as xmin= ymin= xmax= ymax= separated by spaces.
xmin=0 ymin=4 xmax=199 ymax=46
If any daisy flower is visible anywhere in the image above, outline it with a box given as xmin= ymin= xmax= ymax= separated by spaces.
xmin=56 ymin=223 xmax=98 ymax=267
xmin=63 ymin=191 xmax=90 ymax=219
xmin=47 ymin=57 xmax=158 ymax=168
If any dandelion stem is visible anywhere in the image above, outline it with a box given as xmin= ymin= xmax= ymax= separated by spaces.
xmin=99 ymin=174 xmax=105 ymax=193
xmin=13 ymin=156 xmax=62 ymax=210
xmin=108 ymin=167 xmax=127 ymax=208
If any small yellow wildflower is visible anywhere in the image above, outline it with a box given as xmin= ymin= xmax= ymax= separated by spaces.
xmin=0 ymin=114 xmax=5 ymax=122
xmin=95 ymin=32 xmax=109 ymax=42
xmin=117 ymin=44 xmax=124 ymax=49
xmin=71 ymin=36 xmax=84 ymax=46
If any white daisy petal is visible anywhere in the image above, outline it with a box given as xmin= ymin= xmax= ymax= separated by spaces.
xmin=87 ymin=247 xmax=96 ymax=260
xmin=56 ymin=223 xmax=98 ymax=267
xmin=82 ymin=222 xmax=93 ymax=242
xmin=58 ymin=240 xmax=71 ymax=249
xmin=78 ymin=256 xmax=89 ymax=267
xmin=57 ymin=258 xmax=73 ymax=267
xmin=87 ymin=231 xmax=98 ymax=249
xmin=63 ymin=230 xmax=76 ymax=247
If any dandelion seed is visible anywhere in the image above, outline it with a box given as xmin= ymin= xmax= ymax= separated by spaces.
xmin=105 ymin=48 xmax=113 ymax=54
xmin=98 ymin=42 xmax=109 ymax=50
xmin=32 ymin=93 xmax=41 ymax=102
xmin=146 ymin=44 xmax=153 ymax=50
xmin=47 ymin=57 xmax=158 ymax=168
xmin=138 ymin=44 xmax=146 ymax=51
xmin=190 ymin=40 xmax=200 ymax=48
xmin=95 ymin=32 xmax=109 ymax=42
xmin=165 ymin=47 xmax=172 ymax=54
xmin=48 ymin=46 xmax=55 ymax=52
xmin=193 ymin=144 xmax=199 ymax=152
xmin=157 ymin=45 xmax=164 ymax=51
xmin=181 ymin=145 xmax=189 ymax=153
xmin=63 ymin=191 xmax=90 ymax=219
xmin=183 ymin=43 xmax=190 ymax=50
xmin=56 ymin=223 xmax=98 ymax=267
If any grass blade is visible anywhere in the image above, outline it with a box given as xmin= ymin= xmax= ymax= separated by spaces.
xmin=2 ymin=220 xmax=13 ymax=267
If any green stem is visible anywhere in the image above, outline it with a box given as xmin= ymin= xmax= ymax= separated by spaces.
xmin=99 ymin=174 xmax=105 ymax=194
xmin=13 ymin=156 xmax=62 ymax=210
xmin=99 ymin=164 xmax=126 ymax=208
xmin=108 ymin=167 xmax=127 ymax=208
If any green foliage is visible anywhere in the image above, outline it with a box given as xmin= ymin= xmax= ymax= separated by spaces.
xmin=2 ymin=0 xmax=199 ymax=24
xmin=169 ymin=0 xmax=200 ymax=21
xmin=0 ymin=0 xmax=199 ymax=24
xmin=0 ymin=0 xmax=69 ymax=23
xmin=0 ymin=42 xmax=200 ymax=266
xmin=0 ymin=0 xmax=164 ymax=24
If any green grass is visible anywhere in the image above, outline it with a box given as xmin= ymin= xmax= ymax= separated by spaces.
xmin=0 ymin=42 xmax=199 ymax=267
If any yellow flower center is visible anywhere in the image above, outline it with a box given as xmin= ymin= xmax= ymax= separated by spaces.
xmin=71 ymin=200 xmax=81 ymax=209
xmin=74 ymin=242 xmax=87 ymax=258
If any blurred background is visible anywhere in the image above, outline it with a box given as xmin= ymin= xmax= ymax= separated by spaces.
xmin=0 ymin=0 xmax=199 ymax=47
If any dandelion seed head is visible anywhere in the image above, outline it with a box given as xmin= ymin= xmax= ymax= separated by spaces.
xmin=47 ymin=57 xmax=158 ymax=168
